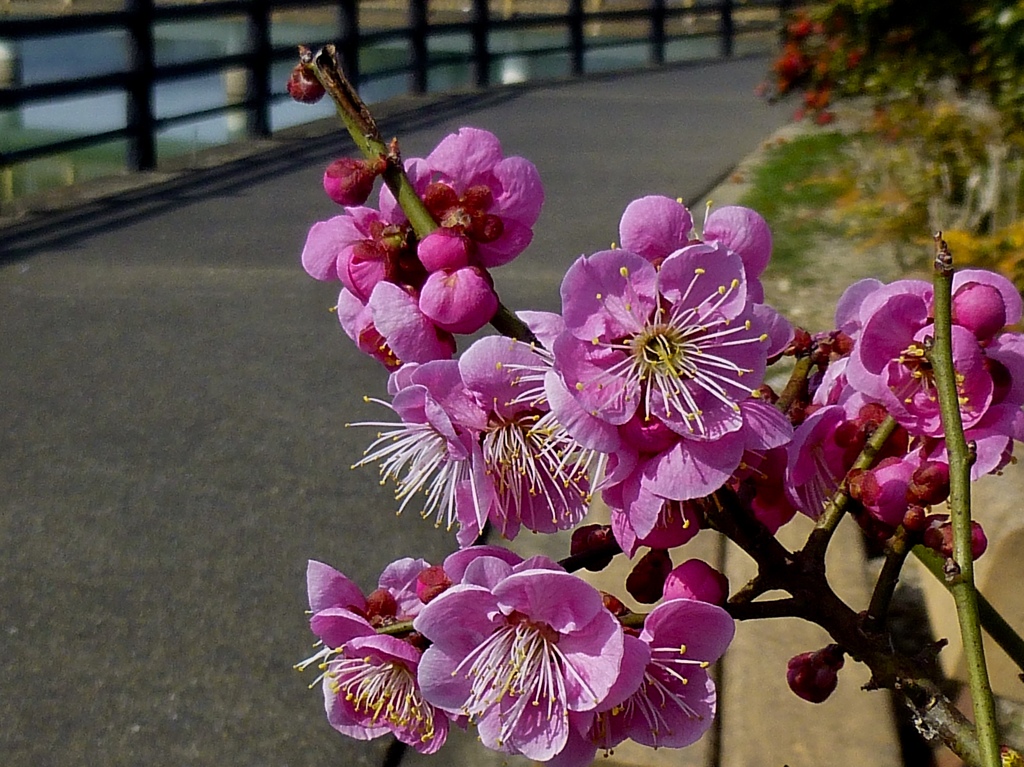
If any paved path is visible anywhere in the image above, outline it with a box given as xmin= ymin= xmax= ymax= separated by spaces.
xmin=1 ymin=57 xmax=798 ymax=767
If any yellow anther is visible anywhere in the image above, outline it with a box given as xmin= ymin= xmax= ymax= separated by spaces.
xmin=718 ymin=285 xmax=726 ymax=295
xmin=695 ymin=267 xmax=706 ymax=275
xmin=620 ymin=266 xmax=629 ymax=277
xmin=576 ymin=382 xmax=584 ymax=391
xmin=731 ymin=278 xmax=739 ymax=289
xmin=596 ymin=292 xmax=603 ymax=300
xmin=495 ymin=361 xmax=503 ymax=370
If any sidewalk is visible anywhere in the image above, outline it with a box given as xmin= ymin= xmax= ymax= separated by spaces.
xmin=0 ymin=56 xmax=900 ymax=767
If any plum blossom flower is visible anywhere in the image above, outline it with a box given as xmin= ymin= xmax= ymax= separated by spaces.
xmin=458 ymin=335 xmax=594 ymax=541
xmin=297 ymin=559 xmax=449 ymax=753
xmin=554 ymin=244 xmax=770 ymax=442
xmin=414 ymin=561 xmax=624 ymax=761
xmin=351 ymin=359 xmax=488 ymax=541
xmin=420 ymin=127 xmax=544 ymax=268
xmin=551 ymin=598 xmax=734 ymax=766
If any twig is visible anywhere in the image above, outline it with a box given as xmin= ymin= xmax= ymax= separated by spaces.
xmin=864 ymin=524 xmax=914 ymax=635
xmin=927 ymin=231 xmax=1001 ymax=767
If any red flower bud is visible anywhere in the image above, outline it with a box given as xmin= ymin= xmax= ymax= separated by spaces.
xmin=923 ymin=518 xmax=988 ymax=560
xmin=902 ymin=505 xmax=928 ymax=532
xmin=365 ymin=588 xmax=397 ymax=620
xmin=625 ymin=548 xmax=673 ymax=604
xmin=323 ymin=157 xmax=382 ymax=206
xmin=570 ymin=524 xmax=617 ymax=572
xmin=787 ymin=644 xmax=844 ymax=703
xmin=416 ymin=565 xmax=453 ymax=604
xmin=287 ymin=63 xmax=325 ymax=104
xmin=907 ymin=461 xmax=950 ymax=506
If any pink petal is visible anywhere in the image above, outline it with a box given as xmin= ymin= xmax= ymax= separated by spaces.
xmin=560 ymin=249 xmax=656 ymax=341
xmin=618 ymin=195 xmax=693 ymax=262
xmin=703 ymin=205 xmax=772 ymax=278
xmin=426 ymin=127 xmax=504 ymax=190
xmin=307 ymin=560 xmax=366 ymax=613
xmin=418 ymin=267 xmax=499 ymax=334
xmin=492 ymin=155 xmax=544 ymax=226
xmin=369 ymin=281 xmax=455 ymax=364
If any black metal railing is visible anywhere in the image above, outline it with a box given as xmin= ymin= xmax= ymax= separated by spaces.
xmin=0 ymin=0 xmax=790 ymax=176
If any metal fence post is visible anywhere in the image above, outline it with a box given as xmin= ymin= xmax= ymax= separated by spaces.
xmin=471 ymin=0 xmax=490 ymax=88
xmin=568 ymin=0 xmax=584 ymax=76
xmin=720 ymin=0 xmax=734 ymax=58
xmin=245 ymin=0 xmax=271 ymax=138
xmin=409 ymin=0 xmax=428 ymax=94
xmin=650 ymin=0 xmax=665 ymax=66
xmin=126 ymin=0 xmax=156 ymax=171
xmin=339 ymin=0 xmax=360 ymax=84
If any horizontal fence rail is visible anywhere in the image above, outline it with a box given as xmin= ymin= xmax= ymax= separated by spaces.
xmin=0 ymin=0 xmax=792 ymax=180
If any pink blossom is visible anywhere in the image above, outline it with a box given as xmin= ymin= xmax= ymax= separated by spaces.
xmin=458 ymin=335 xmax=594 ymax=540
xmin=553 ymin=598 xmax=734 ymax=764
xmin=422 ymin=127 xmax=544 ymax=268
xmin=351 ymin=359 xmax=488 ymax=540
xmin=414 ymin=565 xmax=624 ymax=761
xmin=556 ymin=245 xmax=769 ymax=438
xmin=297 ymin=559 xmax=449 ymax=753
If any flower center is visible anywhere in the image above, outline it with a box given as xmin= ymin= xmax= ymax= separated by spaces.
xmin=453 ymin=617 xmax=598 ymax=748
xmin=480 ymin=412 xmax=591 ymax=533
xmin=632 ymin=324 xmax=693 ymax=380
xmin=332 ymin=656 xmax=437 ymax=741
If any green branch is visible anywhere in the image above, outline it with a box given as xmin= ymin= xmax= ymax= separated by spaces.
xmin=928 ymin=232 xmax=1001 ymax=767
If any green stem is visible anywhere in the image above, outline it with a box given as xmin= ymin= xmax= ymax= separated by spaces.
xmin=308 ymin=45 xmax=439 ymax=240
xmin=913 ymin=545 xmax=1024 ymax=675
xmin=774 ymin=354 xmax=813 ymax=414
xmin=929 ymin=233 xmax=1001 ymax=767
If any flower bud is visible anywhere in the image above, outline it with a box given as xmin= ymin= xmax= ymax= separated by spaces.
xmin=902 ymin=505 xmax=928 ymax=532
xmin=953 ymin=282 xmax=1006 ymax=341
xmin=663 ymin=559 xmax=729 ymax=606
xmin=417 ymin=229 xmax=474 ymax=272
xmin=787 ymin=644 xmax=844 ymax=703
xmin=570 ymin=524 xmax=616 ymax=571
xmin=365 ymin=588 xmax=398 ymax=620
xmin=418 ymin=266 xmax=498 ymax=334
xmin=323 ymin=157 xmax=381 ymax=206
xmin=625 ymin=548 xmax=673 ymax=604
xmin=907 ymin=461 xmax=950 ymax=506
xmin=923 ymin=518 xmax=988 ymax=560
xmin=286 ymin=63 xmax=325 ymax=104
xmin=416 ymin=565 xmax=453 ymax=604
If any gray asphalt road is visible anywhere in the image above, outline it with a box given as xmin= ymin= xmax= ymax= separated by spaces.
xmin=0 ymin=57 xmax=790 ymax=767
